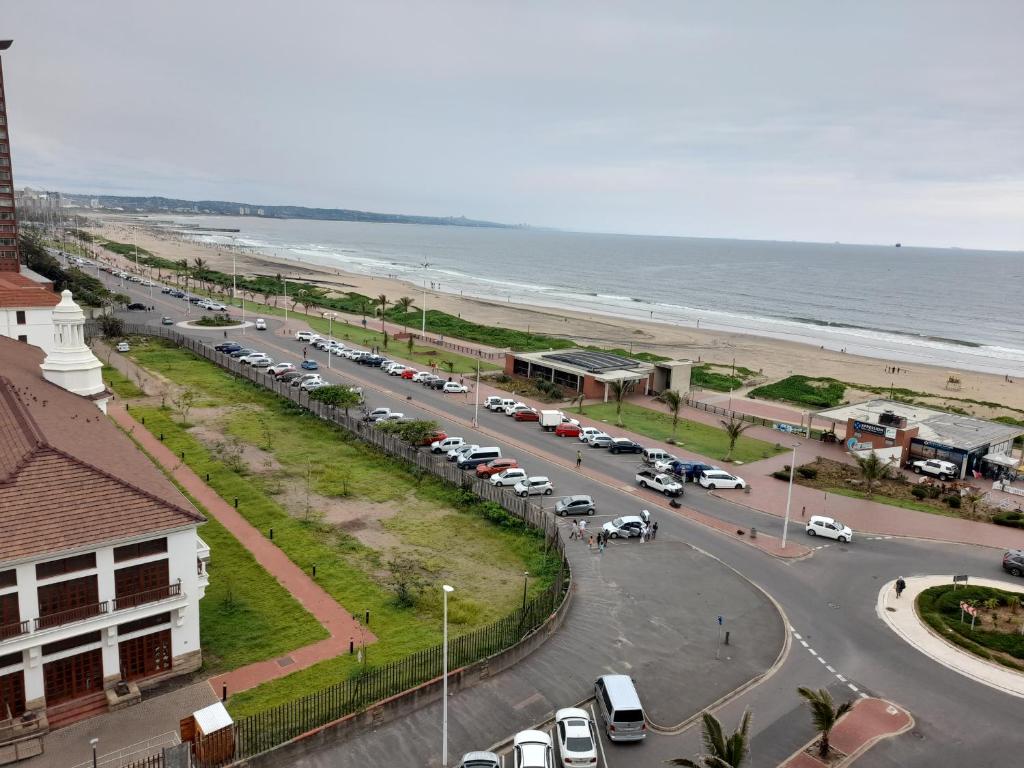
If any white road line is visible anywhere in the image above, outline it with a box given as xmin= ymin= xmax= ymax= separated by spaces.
xmin=836 ymin=674 xmax=847 ymax=682
xmin=808 ymin=649 xmax=818 ymax=656
xmin=800 ymin=640 xmax=809 ymax=648
xmin=826 ymin=665 xmax=836 ymax=673
xmin=848 ymin=683 xmax=859 ymax=692
xmin=818 ymin=657 xmax=827 ymax=664
xmin=859 ymin=692 xmax=869 ymax=699
xmin=793 ymin=632 xmax=802 ymax=640
xmin=590 ymin=702 xmax=608 ymax=768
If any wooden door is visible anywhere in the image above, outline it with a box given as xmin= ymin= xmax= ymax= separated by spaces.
xmin=43 ymin=648 xmax=102 ymax=705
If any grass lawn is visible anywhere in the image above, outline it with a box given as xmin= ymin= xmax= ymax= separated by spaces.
xmin=579 ymin=402 xmax=784 ymax=464
xmin=821 ymin=486 xmax=959 ymax=517
xmin=125 ymin=339 xmax=556 ymax=714
xmin=918 ymin=584 xmax=1024 ymax=672
xmin=102 ymin=364 xmax=145 ymax=398
xmin=748 ymin=375 xmax=847 ymax=408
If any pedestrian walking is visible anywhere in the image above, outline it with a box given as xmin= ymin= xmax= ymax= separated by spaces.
xmin=303 ymin=346 xmax=308 ymax=359
xmin=895 ymin=576 xmax=906 ymax=599
xmin=579 ymin=519 xmax=587 ymax=538
xmin=223 ymin=330 xmax=227 ymax=339
xmin=639 ymin=522 xmax=647 ymax=543
xmin=576 ymin=450 xmax=582 ymax=469
xmin=598 ymin=538 xmax=605 ymax=555
xmin=588 ymin=534 xmax=595 ymax=550
xmin=652 ymin=521 xmax=659 ymax=540
xmin=570 ymin=521 xmax=579 ymax=541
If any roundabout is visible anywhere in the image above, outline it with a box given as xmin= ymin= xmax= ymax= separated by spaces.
xmin=176 ymin=318 xmax=255 ymax=330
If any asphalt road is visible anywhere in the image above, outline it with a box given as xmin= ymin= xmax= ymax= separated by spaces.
xmin=93 ymin=263 xmax=1023 ymax=767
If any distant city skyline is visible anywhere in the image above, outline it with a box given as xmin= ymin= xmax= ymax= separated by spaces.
xmin=5 ymin=1 xmax=1024 ymax=251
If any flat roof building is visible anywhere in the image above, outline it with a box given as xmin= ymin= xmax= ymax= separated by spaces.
xmin=817 ymin=399 xmax=1023 ymax=480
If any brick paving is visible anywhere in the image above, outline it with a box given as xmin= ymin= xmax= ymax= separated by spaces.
xmin=779 ymin=697 xmax=913 ymax=768
xmin=109 ymin=404 xmax=375 ymax=697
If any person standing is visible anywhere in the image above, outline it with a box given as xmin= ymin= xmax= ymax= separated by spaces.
xmin=570 ymin=521 xmax=579 ymax=541
xmin=639 ymin=522 xmax=647 ymax=543
xmin=895 ymin=576 xmax=907 ymax=599
xmin=579 ymin=519 xmax=587 ymax=539
xmin=303 ymin=346 xmax=308 ymax=359
xmin=652 ymin=521 xmax=659 ymax=540
xmin=576 ymin=450 xmax=582 ymax=469
xmin=598 ymin=537 xmax=605 ymax=555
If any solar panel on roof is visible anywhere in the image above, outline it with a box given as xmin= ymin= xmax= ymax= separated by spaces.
xmin=542 ymin=350 xmax=642 ymax=373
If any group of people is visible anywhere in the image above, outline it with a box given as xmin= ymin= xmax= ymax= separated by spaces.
xmin=568 ymin=511 xmax=659 ymax=554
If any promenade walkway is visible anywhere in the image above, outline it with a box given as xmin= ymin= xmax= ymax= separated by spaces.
xmin=779 ymin=697 xmax=913 ymax=768
xmin=109 ymin=404 xmax=375 ymax=696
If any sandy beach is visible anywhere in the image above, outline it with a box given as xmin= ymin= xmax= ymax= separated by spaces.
xmin=85 ymin=216 xmax=1024 ymax=416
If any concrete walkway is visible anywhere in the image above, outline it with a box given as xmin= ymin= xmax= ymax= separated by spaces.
xmin=779 ymin=697 xmax=913 ymax=768
xmin=877 ymin=575 xmax=1024 ymax=700
xmin=108 ymin=404 xmax=375 ymax=696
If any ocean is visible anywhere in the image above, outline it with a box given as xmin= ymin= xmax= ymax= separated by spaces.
xmin=162 ymin=215 xmax=1024 ymax=377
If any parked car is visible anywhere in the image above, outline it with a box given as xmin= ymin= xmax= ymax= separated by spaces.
xmin=228 ymin=348 xmax=256 ymax=358
xmin=911 ymin=458 xmax=958 ymax=480
xmin=214 ymin=342 xmax=241 ymax=352
xmin=505 ymin=403 xmax=532 ymax=417
xmin=594 ymin=674 xmax=647 ymax=741
xmin=431 ymin=436 xmax=466 ymax=454
xmin=300 ymin=376 xmax=326 ymax=391
xmin=554 ymin=495 xmax=595 ymax=517
xmin=476 ymin=458 xmax=519 ymax=478
xmin=513 ymin=730 xmax=553 ymax=768
xmin=239 ymin=353 xmax=270 ymax=365
xmin=483 ymin=395 xmax=505 ymax=409
xmin=698 ymin=470 xmax=747 ymax=489
xmin=578 ymin=427 xmax=603 ymax=442
xmin=490 ymin=467 xmax=528 ymax=487
xmin=412 ymin=371 xmax=433 ymax=382
xmin=161 ymin=287 xmax=173 ymax=294
xmin=586 ymin=433 xmax=613 ymax=448
xmin=419 ymin=431 xmax=447 ymax=447
xmin=555 ymin=422 xmax=582 ymax=438
xmin=290 ymin=373 xmax=321 ymax=388
xmin=387 ymin=364 xmax=408 ymax=376
xmin=300 ymin=359 xmax=319 ymax=370
xmin=806 ymin=515 xmax=853 ymax=543
xmin=608 ymin=438 xmax=643 ymax=455
xmin=489 ymin=398 xmax=516 ymax=412
xmin=420 ymin=374 xmax=441 ymax=386
xmin=401 ymin=369 xmax=418 ymax=379
xmin=514 ymin=409 xmax=540 ymax=422
xmin=554 ymin=708 xmax=598 ymax=767
xmin=458 ymin=752 xmax=500 ymax=768
xmin=269 ymin=363 xmax=296 ymax=376
xmin=278 ymin=371 xmax=303 ymax=382
xmin=254 ymin=318 xmax=267 ymax=330
xmin=443 ymin=382 xmax=468 ymax=393
xmin=635 ymin=468 xmax=683 ymax=496
xmin=429 ymin=378 xmax=448 ymax=390
xmin=161 ymin=316 xmax=174 ymax=325
xmin=115 ymin=341 xmax=131 ymax=353
xmin=295 ymin=331 xmax=318 ymax=342
xmin=448 ymin=444 xmax=480 ymax=462
xmin=642 ymin=448 xmax=676 ymax=466
xmin=1002 ymin=549 xmax=1024 ymax=577
xmin=602 ymin=516 xmax=646 ymax=539
xmin=514 ymin=476 xmax=553 ymax=497
xmin=656 ymin=460 xmax=719 ymax=482
xmin=127 ymin=302 xmax=147 ymax=311
xmin=250 ymin=357 xmax=273 ymax=368
xmin=365 ymin=407 xmax=392 ymax=421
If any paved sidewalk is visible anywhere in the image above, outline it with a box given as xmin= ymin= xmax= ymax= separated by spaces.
xmin=109 ymin=404 xmax=375 ymax=696
xmin=877 ymin=575 xmax=1024 ymax=699
xmin=779 ymin=697 xmax=913 ymax=768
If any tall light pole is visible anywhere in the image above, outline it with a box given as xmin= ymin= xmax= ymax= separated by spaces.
xmin=90 ymin=738 xmax=98 ymax=768
xmin=521 ymin=571 xmax=529 ymax=613
xmin=323 ymin=312 xmax=336 ymax=368
xmin=442 ymin=584 xmax=454 ymax=767
xmin=420 ymin=262 xmax=430 ymax=336
xmin=782 ymin=442 xmax=800 ymax=549
xmin=472 ymin=355 xmax=481 ymax=427
xmin=283 ymin=278 xmax=289 ymax=331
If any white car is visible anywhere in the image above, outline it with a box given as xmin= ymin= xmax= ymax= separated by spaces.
xmin=239 ymin=353 xmax=270 ymax=365
xmin=490 ymin=467 xmax=528 ymax=487
xmin=554 ymin=708 xmax=597 ymax=768
xmin=412 ymin=371 xmax=433 ymax=382
xmin=207 ymin=302 xmax=227 ymax=311
xmin=578 ymin=427 xmax=603 ymax=442
xmin=387 ymin=364 xmax=407 ymax=376
xmin=448 ymin=444 xmax=480 ymax=461
xmin=254 ymin=318 xmax=267 ymax=330
xmin=250 ymin=357 xmax=274 ymax=368
xmin=268 ymin=363 xmax=295 ymax=376
xmin=513 ymin=730 xmax=553 ymax=768
xmin=698 ymin=470 xmax=747 ymax=489
xmin=806 ymin=515 xmax=853 ymax=543
xmin=116 ymin=341 xmax=131 ymax=353
xmin=506 ymin=403 xmax=532 ymax=417
xmin=602 ymin=515 xmax=646 ymax=539
xmin=514 ymin=476 xmax=554 ymax=497
xmin=295 ymin=331 xmax=318 ymax=342
xmin=431 ymin=436 xmax=466 ymax=454
xmin=374 ymin=412 xmax=406 ymax=423
xmin=443 ymin=382 xmax=468 ymax=393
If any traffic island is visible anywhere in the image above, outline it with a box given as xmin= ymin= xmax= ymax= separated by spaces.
xmin=779 ymin=697 xmax=913 ymax=767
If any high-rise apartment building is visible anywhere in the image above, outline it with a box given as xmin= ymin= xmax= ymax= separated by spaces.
xmin=0 ymin=41 xmax=19 ymax=273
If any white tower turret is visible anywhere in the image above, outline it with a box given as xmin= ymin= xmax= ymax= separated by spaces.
xmin=40 ymin=290 xmax=110 ymax=412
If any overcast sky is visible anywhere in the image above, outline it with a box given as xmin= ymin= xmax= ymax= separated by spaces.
xmin=5 ymin=1 xmax=1023 ymax=250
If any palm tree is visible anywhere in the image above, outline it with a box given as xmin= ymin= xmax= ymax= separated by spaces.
xmin=668 ymin=709 xmax=751 ymax=767
xmin=797 ymin=687 xmax=852 ymax=759
xmin=852 ymin=452 xmax=891 ymax=500
xmin=377 ymin=294 xmax=388 ymax=331
xmin=720 ymin=418 xmax=751 ymax=462
xmin=192 ymin=257 xmax=210 ymax=291
xmin=660 ymin=389 xmax=683 ymax=440
xmin=395 ymin=296 xmax=415 ymax=330
xmin=609 ymin=380 xmax=634 ymax=427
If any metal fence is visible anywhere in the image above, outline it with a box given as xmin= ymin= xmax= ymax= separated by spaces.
xmin=100 ymin=323 xmax=569 ymax=768
xmin=683 ymin=393 xmax=811 ymax=434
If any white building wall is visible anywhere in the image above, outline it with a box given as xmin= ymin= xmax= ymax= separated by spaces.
xmin=0 ymin=306 xmax=55 ymax=353
xmin=166 ymin=529 xmax=202 ymax=661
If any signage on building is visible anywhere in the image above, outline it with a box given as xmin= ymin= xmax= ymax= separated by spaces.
xmin=884 ymin=427 xmax=897 ymax=439
xmin=853 ymin=420 xmax=886 ymax=436
xmin=847 ymin=438 xmax=874 ymax=451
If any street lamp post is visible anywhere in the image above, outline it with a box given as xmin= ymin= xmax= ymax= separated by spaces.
xmin=420 ymin=262 xmax=430 ymax=336
xmin=521 ymin=571 xmax=529 ymax=613
xmin=90 ymin=738 xmax=98 ymax=768
xmin=782 ymin=442 xmax=800 ymax=549
xmin=283 ymin=278 xmax=289 ymax=331
xmin=442 ymin=584 xmax=454 ymax=767
xmin=472 ymin=355 xmax=481 ymax=427
xmin=323 ymin=313 xmax=336 ymax=368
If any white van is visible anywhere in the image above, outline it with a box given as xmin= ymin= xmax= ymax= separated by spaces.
xmin=642 ymin=448 xmax=675 ymax=465
xmin=484 ymin=395 xmax=505 ymax=409
xmin=457 ymin=447 xmax=502 ymax=469
xmin=594 ymin=675 xmax=647 ymax=741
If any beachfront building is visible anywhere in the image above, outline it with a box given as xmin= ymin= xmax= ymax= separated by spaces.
xmin=504 ymin=348 xmax=692 ymax=401
xmin=0 ymin=42 xmax=19 ymax=273
xmin=816 ymin=399 xmax=1024 ymax=480
xmin=0 ymin=337 xmax=208 ymax=729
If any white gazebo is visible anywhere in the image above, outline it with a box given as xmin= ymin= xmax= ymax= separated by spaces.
xmin=39 ymin=290 xmax=111 ymax=413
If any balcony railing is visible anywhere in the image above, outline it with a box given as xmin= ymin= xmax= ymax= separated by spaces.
xmin=0 ymin=620 xmax=28 ymax=641
xmin=113 ymin=582 xmax=181 ymax=611
xmin=34 ymin=601 xmax=108 ymax=631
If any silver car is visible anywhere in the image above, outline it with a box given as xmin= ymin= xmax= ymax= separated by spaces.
xmin=554 ymin=495 xmax=595 ymax=517
xmin=458 ymin=752 xmax=500 ymax=768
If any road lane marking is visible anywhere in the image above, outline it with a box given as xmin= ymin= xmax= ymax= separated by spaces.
xmin=808 ymin=649 xmax=817 ymax=656
xmin=799 ymin=640 xmax=809 ymax=648
xmin=826 ymin=665 xmax=836 ymax=673
xmin=836 ymin=674 xmax=847 ymax=682
xmin=591 ymin=702 xmax=608 ymax=768
xmin=848 ymin=683 xmax=859 ymax=692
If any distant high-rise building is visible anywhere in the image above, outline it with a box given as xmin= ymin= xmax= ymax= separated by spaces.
xmin=0 ymin=41 xmax=19 ymax=273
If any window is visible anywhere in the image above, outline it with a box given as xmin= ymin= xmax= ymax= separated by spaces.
xmin=0 ymin=569 xmax=14 ymax=589
xmin=0 ymin=670 xmax=25 ymax=718
xmin=0 ymin=652 xmax=21 ymax=669
xmin=36 ymin=575 xmax=101 ymax=628
xmin=16 ymin=335 xmax=26 ymax=343
xmin=15 ymin=310 xmax=25 ymax=325
xmin=36 ymin=552 xmax=97 ymax=580
xmin=118 ymin=612 xmax=170 ymax=636
xmin=42 ymin=631 xmax=101 ymax=657
xmin=114 ymin=537 xmax=168 ymax=563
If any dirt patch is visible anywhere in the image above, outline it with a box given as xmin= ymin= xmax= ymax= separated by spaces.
xmin=274 ymin=485 xmax=417 ymax=550
xmin=188 ymin=418 xmax=283 ymax=474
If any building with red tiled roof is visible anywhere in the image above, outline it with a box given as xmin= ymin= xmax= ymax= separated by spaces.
xmin=0 ymin=336 xmax=209 ymax=728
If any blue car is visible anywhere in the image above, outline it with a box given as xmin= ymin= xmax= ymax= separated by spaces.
xmin=300 ymin=359 xmax=319 ymax=370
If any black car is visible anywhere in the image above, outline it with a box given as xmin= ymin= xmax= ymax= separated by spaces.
xmin=363 ymin=355 xmax=385 ymax=367
xmin=229 ymin=348 xmax=256 ymax=358
xmin=664 ymin=460 xmax=718 ymax=482
xmin=171 ymin=290 xmax=185 ymax=298
xmin=429 ymin=378 xmax=448 ymax=390
xmin=608 ymin=438 xmax=643 ymax=455
xmin=127 ymin=302 xmax=148 ymax=311
xmin=1003 ymin=550 xmax=1024 ymax=577
xmin=214 ymin=342 xmax=241 ymax=352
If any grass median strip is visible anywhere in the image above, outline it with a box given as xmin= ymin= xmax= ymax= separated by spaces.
xmin=578 ymin=401 xmax=784 ymax=464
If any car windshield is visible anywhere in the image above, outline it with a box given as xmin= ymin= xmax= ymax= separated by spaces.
xmin=611 ymin=517 xmax=624 ymax=527
xmin=566 ymin=736 xmax=593 ymax=752
xmin=834 ymin=521 xmax=846 ymax=530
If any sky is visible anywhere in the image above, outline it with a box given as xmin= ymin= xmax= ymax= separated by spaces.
xmin=5 ymin=1 xmax=1024 ymax=250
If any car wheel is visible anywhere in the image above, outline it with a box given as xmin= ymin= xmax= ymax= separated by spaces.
xmin=1010 ymin=567 xmax=1022 ymax=577
xmin=914 ymin=466 xmax=922 ymax=474
xmin=807 ymin=528 xmax=816 ymax=536
xmin=558 ymin=510 xmax=566 ymax=517
xmin=709 ymin=483 xmax=718 ymax=489
xmin=837 ymin=535 xmax=848 ymax=543
xmin=611 ymin=532 xmax=619 ymax=539
xmin=734 ymin=483 xmax=743 ymax=489
xmin=641 ymin=481 xmax=649 ymax=489
xmin=519 ymin=491 xmax=527 ymax=498
xmin=588 ymin=509 xmax=595 ymax=516
xmin=544 ymin=488 xmax=552 ymax=495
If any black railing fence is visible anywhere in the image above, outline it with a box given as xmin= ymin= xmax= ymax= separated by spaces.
xmin=96 ymin=323 xmax=569 ymax=768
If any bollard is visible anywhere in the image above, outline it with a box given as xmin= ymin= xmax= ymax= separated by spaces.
xmin=141 ymin=416 xmax=145 ymax=425
xmin=750 ymin=527 xmax=757 ymax=539
xmin=206 ymin=473 xmax=210 ymax=482
xmin=269 ymin=527 xmax=274 ymax=540
xmin=312 ymin=564 xmax=317 ymax=578
xmin=365 ymin=609 xmax=370 ymax=625
xmin=349 ymin=638 xmax=354 ymax=655
xmin=725 ymin=631 xmax=730 ymax=645
xmin=159 ymin=433 xmax=164 ymax=441
xmin=222 ymin=684 xmax=227 ymax=702
xmin=234 ymin=497 xmax=238 ymax=509
xmin=180 ymin=451 xmax=185 ymax=460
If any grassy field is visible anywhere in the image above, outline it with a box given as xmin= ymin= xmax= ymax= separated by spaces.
xmin=821 ymin=486 xmax=958 ymax=516
xmin=748 ymin=375 xmax=847 ymax=408
xmin=579 ymin=402 xmax=784 ymax=464
xmin=125 ymin=339 xmax=557 ymax=713
xmin=102 ymin=364 xmax=145 ymax=398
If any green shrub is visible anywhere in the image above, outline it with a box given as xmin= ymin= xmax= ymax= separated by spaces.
xmin=796 ymin=466 xmax=818 ymax=480
xmin=748 ymin=375 xmax=846 ymax=408
xmin=944 ymin=494 xmax=962 ymax=508
xmin=994 ymin=511 xmax=1024 ymax=528
xmin=910 ymin=486 xmax=928 ymax=500
xmin=771 ymin=470 xmax=790 ymax=481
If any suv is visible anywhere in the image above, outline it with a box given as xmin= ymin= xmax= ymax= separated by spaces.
xmin=608 ymin=438 xmax=643 ymax=455
xmin=1003 ymin=550 xmax=1024 ymax=577
xmin=514 ymin=476 xmax=554 ymax=497
xmin=911 ymin=458 xmax=958 ymax=480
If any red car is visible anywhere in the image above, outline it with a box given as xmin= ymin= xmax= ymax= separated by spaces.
xmin=418 ymin=431 xmax=447 ymax=446
xmin=555 ymin=422 xmax=582 ymax=437
xmin=513 ymin=409 xmax=540 ymax=422
xmin=401 ymin=369 xmax=417 ymax=379
xmin=476 ymin=458 xmax=519 ymax=478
